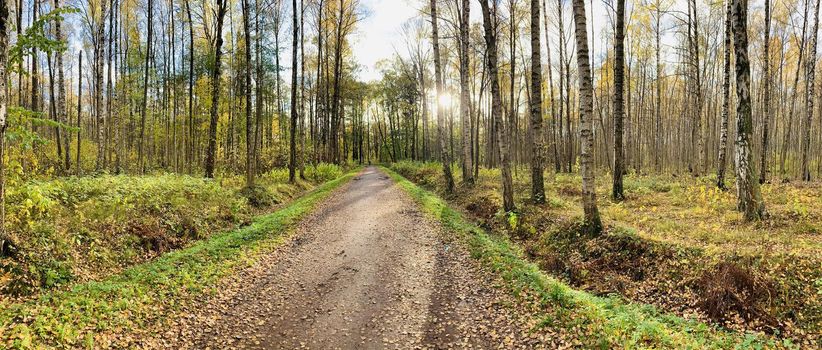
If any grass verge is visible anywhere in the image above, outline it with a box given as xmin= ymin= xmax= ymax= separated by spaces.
xmin=0 ymin=169 xmax=359 ymax=349
xmin=383 ymin=166 xmax=792 ymax=349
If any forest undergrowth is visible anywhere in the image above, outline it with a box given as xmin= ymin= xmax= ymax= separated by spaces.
xmin=0 ymin=165 xmax=355 ymax=348
xmin=390 ymin=161 xmax=820 ymax=347
xmin=0 ymin=163 xmax=345 ymax=298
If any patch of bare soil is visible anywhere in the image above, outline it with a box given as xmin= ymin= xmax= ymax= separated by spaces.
xmin=146 ymin=167 xmax=546 ymax=349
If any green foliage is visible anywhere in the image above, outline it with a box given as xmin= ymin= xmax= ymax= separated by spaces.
xmin=304 ymin=163 xmax=344 ymax=182
xmin=9 ymin=7 xmax=78 ymax=74
xmin=4 ymin=107 xmax=77 ymax=151
xmin=240 ymin=185 xmax=278 ymax=208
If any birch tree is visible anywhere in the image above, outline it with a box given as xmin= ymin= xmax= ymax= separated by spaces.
xmin=731 ymin=0 xmax=765 ymax=221
xmin=571 ymin=0 xmax=602 ymax=234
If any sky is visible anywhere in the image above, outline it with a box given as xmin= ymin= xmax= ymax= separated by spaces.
xmin=351 ymin=0 xmax=616 ymax=83
xmin=352 ymin=0 xmax=420 ymax=82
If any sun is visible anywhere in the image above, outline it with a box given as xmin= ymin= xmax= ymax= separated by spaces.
xmin=437 ymin=93 xmax=453 ymax=109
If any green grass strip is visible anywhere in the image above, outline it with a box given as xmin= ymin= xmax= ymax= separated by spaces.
xmin=0 ymin=170 xmax=359 ymax=349
xmin=383 ymin=167 xmax=791 ymax=350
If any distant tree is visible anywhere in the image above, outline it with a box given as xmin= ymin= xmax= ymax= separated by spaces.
xmin=571 ymin=0 xmax=602 ymax=234
xmin=779 ymin=0 xmax=809 ymax=179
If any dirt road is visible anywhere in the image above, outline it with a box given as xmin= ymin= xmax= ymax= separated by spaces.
xmin=159 ymin=167 xmax=542 ymax=349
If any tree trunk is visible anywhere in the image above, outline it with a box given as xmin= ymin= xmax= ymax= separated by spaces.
xmin=254 ymin=0 xmax=264 ymax=172
xmin=205 ymin=0 xmax=228 ymax=178
xmin=801 ymin=0 xmax=820 ymax=181
xmin=479 ymin=0 xmax=514 ymax=212
xmin=77 ymin=51 xmax=83 ymax=174
xmin=430 ymin=0 xmax=456 ymax=193
xmin=612 ymin=0 xmax=625 ymax=200
xmin=55 ymin=0 xmax=70 ymax=171
xmin=289 ymin=0 xmax=299 ymax=182
xmin=186 ymin=0 xmax=194 ymax=173
xmin=242 ymin=0 xmax=255 ymax=186
xmin=717 ymin=0 xmax=731 ymax=190
xmin=0 ymin=0 xmax=10 ymax=256
xmin=542 ymin=0 xmax=559 ymax=174
xmin=571 ymin=0 xmax=602 ymax=234
xmin=459 ymin=0 xmax=474 ymax=185
xmin=95 ymin=0 xmax=108 ymax=172
xmin=529 ymin=0 xmax=545 ymax=203
xmin=655 ymin=4 xmax=662 ymax=172
xmin=759 ymin=0 xmax=771 ymax=184
xmin=731 ymin=0 xmax=766 ymax=221
xmin=779 ymin=0 xmax=809 ymax=178
xmin=299 ymin=0 xmax=306 ymax=179
xmin=139 ymin=0 xmax=152 ymax=173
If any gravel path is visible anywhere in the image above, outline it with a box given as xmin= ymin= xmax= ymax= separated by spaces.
xmin=157 ymin=167 xmax=544 ymax=349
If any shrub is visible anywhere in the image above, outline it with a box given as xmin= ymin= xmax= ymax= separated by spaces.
xmin=240 ymin=185 xmax=278 ymax=208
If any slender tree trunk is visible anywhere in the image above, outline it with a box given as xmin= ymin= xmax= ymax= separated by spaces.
xmin=54 ymin=0 xmax=70 ymax=171
xmin=655 ymin=4 xmax=662 ymax=172
xmin=0 ymin=0 xmax=10 ymax=256
xmin=612 ymin=0 xmax=625 ymax=200
xmin=95 ymin=0 xmax=108 ymax=171
xmin=139 ymin=0 xmax=152 ymax=173
xmin=242 ymin=0 xmax=254 ymax=186
xmin=289 ymin=0 xmax=299 ymax=181
xmin=801 ymin=0 xmax=820 ymax=181
xmin=299 ymin=0 xmax=306 ymax=179
xmin=48 ymin=53 xmax=61 ymax=170
xmin=717 ymin=0 xmax=731 ymax=190
xmin=186 ymin=0 xmax=194 ymax=173
xmin=31 ymin=2 xmax=39 ymax=144
xmin=529 ymin=0 xmax=544 ymax=203
xmin=254 ymin=0 xmax=263 ymax=174
xmin=205 ymin=0 xmax=228 ymax=178
xmin=459 ymin=0 xmax=473 ymax=185
xmin=557 ymin=0 xmax=568 ymax=172
xmin=77 ymin=51 xmax=82 ymax=174
xmin=430 ymin=0 xmax=456 ymax=193
xmin=731 ymin=0 xmax=765 ymax=220
xmin=107 ymin=0 xmax=115 ymax=171
xmin=779 ymin=0 xmax=808 ymax=178
xmin=759 ymin=0 xmax=771 ymax=183
xmin=479 ymin=0 xmax=514 ymax=212
xmin=571 ymin=0 xmax=602 ymax=234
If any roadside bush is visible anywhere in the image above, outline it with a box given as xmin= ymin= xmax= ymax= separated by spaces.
xmin=305 ymin=163 xmax=343 ymax=182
